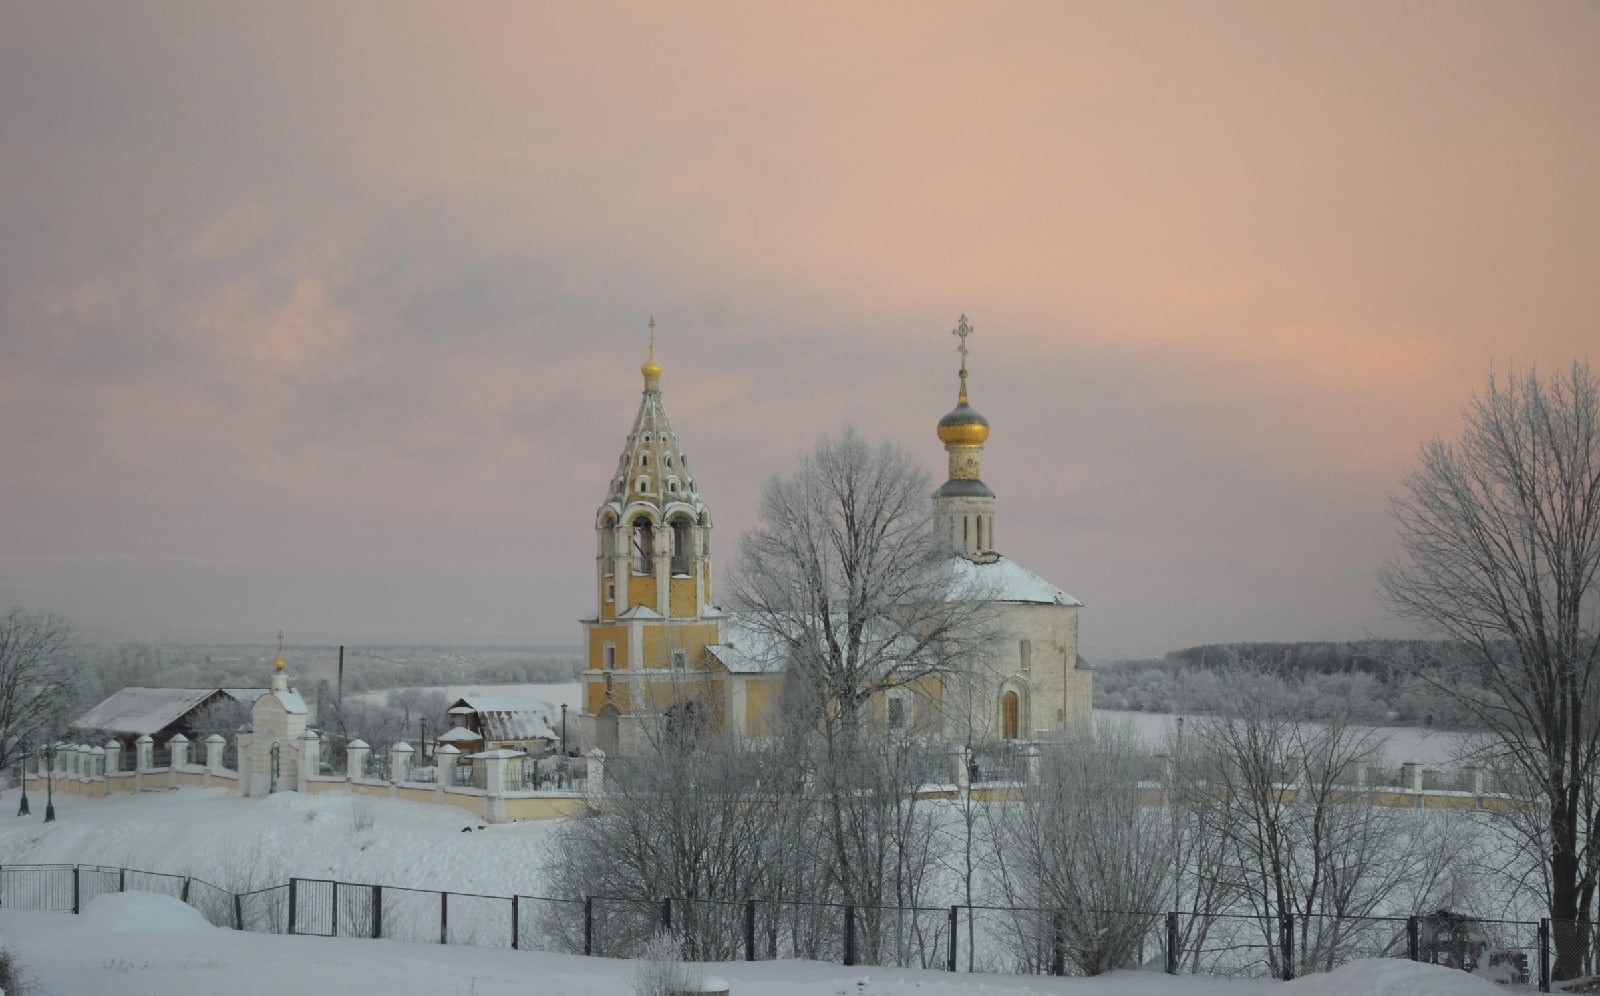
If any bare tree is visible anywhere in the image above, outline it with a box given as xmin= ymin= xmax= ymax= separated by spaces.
xmin=988 ymin=724 xmax=1172 ymax=975
xmin=729 ymin=427 xmax=989 ymax=742
xmin=729 ymin=428 xmax=989 ymax=937
xmin=0 ymin=609 xmax=75 ymax=773
xmin=1190 ymin=670 xmax=1414 ymax=977
xmin=1381 ymin=362 xmax=1600 ymax=978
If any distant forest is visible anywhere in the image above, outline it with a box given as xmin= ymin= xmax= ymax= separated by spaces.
xmin=1093 ymin=640 xmax=1483 ymax=729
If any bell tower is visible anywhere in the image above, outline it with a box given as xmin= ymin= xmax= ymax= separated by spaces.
xmin=934 ymin=315 xmax=997 ymax=561
xmin=579 ymin=319 xmax=725 ymax=756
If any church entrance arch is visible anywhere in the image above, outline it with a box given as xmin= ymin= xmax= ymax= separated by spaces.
xmin=595 ymin=705 xmax=620 ymax=757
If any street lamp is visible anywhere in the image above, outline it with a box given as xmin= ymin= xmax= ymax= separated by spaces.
xmin=44 ymin=742 xmax=56 ymax=823
xmin=560 ymin=704 xmax=568 ymax=788
xmin=16 ymin=745 xmax=30 ymax=816
xmin=419 ymin=717 xmax=429 ymax=762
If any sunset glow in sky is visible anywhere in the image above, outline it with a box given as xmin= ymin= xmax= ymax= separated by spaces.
xmin=3 ymin=3 xmax=1597 ymax=657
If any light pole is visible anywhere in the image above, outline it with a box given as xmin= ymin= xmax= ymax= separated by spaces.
xmin=560 ymin=704 xmax=569 ymax=787
xmin=44 ymin=742 xmax=56 ymax=823
xmin=419 ymin=717 xmax=429 ymax=763
xmin=17 ymin=745 xmax=30 ymax=816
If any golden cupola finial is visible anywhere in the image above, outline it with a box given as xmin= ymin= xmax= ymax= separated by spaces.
xmin=937 ymin=314 xmax=990 ymax=448
xmin=273 ymin=629 xmax=286 ymax=670
xmin=641 ymin=315 xmax=663 ymax=386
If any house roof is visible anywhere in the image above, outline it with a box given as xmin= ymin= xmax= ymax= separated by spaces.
xmin=446 ymin=697 xmax=562 ymax=742
xmin=437 ymin=726 xmax=481 ymax=743
xmin=72 ymin=687 xmax=269 ymax=736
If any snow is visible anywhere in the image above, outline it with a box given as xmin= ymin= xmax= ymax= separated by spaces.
xmin=71 ymin=686 xmax=265 ymax=736
xmin=948 ymin=555 xmax=1084 ymax=606
xmin=0 ymin=789 xmax=1522 ymax=994
xmin=1096 ymin=710 xmax=1472 ymax=767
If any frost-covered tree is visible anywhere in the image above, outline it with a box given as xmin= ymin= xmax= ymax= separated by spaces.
xmin=0 ymin=609 xmax=75 ymax=773
xmin=1381 ymin=362 xmax=1600 ymax=978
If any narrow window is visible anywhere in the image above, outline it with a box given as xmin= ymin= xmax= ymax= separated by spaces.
xmin=1002 ymin=691 xmax=1020 ymax=740
xmin=671 ymin=516 xmax=693 ymax=575
xmin=640 ymin=453 xmax=649 ymax=466
xmin=1020 ymin=640 xmax=1032 ymax=671
xmin=672 ymin=649 xmax=688 ymax=670
xmin=603 ymin=644 xmax=616 ymax=670
xmin=665 ymin=456 xmax=673 ymax=468
xmin=632 ymin=519 xmax=655 ymax=574
xmin=605 ymin=582 xmax=615 ymax=603
xmin=636 ymin=476 xmax=650 ymax=494
xmin=887 ymin=696 xmax=907 ymax=731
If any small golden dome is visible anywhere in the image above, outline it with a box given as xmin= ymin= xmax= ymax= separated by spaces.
xmin=937 ymin=369 xmax=989 ymax=447
xmin=274 ymin=653 xmax=285 ymax=671
xmin=641 ymin=353 xmax=662 ymax=380
xmin=938 ymin=403 xmax=990 ymax=447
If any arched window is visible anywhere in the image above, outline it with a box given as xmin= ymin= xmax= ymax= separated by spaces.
xmin=670 ymin=515 xmax=694 ymax=575
xmin=631 ymin=518 xmax=655 ymax=575
xmin=640 ymin=453 xmax=650 ymax=466
xmin=1002 ymin=691 xmax=1020 ymax=740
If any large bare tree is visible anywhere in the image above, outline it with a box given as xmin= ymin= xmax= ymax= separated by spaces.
xmin=730 ymin=426 xmax=988 ymax=741
xmin=0 ymin=608 xmax=75 ymax=773
xmin=1381 ymin=362 xmax=1600 ymax=977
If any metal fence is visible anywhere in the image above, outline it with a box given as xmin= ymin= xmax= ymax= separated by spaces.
xmin=0 ymin=862 xmax=1581 ymax=990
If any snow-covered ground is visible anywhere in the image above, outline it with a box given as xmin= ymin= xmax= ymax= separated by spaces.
xmin=0 ymin=787 xmax=1523 ymax=994
xmin=1096 ymin=710 xmax=1471 ymax=767
xmin=0 ymin=892 xmax=1509 ymax=996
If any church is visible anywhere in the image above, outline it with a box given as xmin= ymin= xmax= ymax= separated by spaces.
xmin=576 ymin=318 xmax=1091 ymax=756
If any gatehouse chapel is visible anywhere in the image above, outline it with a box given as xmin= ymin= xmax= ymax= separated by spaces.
xmin=577 ymin=317 xmax=1091 ymax=756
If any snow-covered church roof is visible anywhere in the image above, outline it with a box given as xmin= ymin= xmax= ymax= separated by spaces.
xmin=946 ymin=555 xmax=1083 ymax=606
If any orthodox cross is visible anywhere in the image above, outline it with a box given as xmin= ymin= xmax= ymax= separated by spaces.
xmin=648 ymin=315 xmax=656 ymax=352
xmin=276 ymin=629 xmax=284 ymax=655
xmin=952 ymin=314 xmax=973 ymax=374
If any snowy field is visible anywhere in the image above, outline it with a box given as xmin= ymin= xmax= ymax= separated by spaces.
xmin=0 ymin=787 xmax=1524 ymax=994
xmin=0 ymin=893 xmax=1510 ymax=996
xmin=1096 ymin=710 xmax=1471 ymax=767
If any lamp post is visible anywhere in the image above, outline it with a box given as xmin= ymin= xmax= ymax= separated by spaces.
xmin=560 ymin=703 xmax=568 ymax=788
xmin=44 ymin=742 xmax=56 ymax=823
xmin=17 ymin=745 xmax=30 ymax=816
xmin=419 ymin=717 xmax=429 ymax=763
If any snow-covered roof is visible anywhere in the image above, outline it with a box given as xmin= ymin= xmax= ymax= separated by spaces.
xmin=437 ymin=726 xmax=482 ymax=743
xmin=946 ymin=555 xmax=1083 ymax=606
xmin=446 ymin=697 xmax=562 ymax=742
xmin=72 ymin=687 xmax=268 ymax=736
xmin=268 ymin=689 xmax=309 ymax=715
xmin=707 ymin=613 xmax=925 ymax=675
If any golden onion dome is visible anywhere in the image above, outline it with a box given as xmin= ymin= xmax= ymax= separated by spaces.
xmin=641 ymin=352 xmax=662 ymax=380
xmin=937 ymin=370 xmax=990 ymax=447
xmin=938 ymin=401 xmax=990 ymax=447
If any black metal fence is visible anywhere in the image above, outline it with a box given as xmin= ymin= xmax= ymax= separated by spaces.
xmin=0 ymin=862 xmax=1582 ymax=989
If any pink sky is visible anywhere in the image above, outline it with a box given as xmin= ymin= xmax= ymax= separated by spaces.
xmin=2 ymin=2 xmax=1596 ymax=657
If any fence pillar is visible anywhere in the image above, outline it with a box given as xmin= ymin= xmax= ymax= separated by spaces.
xmin=440 ymin=891 xmax=449 ymax=944
xmin=105 ymin=740 xmax=122 ymax=776
xmin=1166 ymin=912 xmax=1179 ymax=974
xmin=288 ymin=878 xmax=298 ymax=934
xmin=72 ymin=865 xmax=80 ymax=914
xmin=953 ymin=745 xmax=971 ymax=795
xmin=1465 ymin=765 xmax=1485 ymax=796
xmin=1401 ymin=760 xmax=1424 ymax=792
xmin=1050 ymin=911 xmax=1065 ymax=976
xmin=586 ymin=748 xmax=606 ymax=802
xmin=661 ymin=896 xmax=673 ymax=933
xmin=843 ymin=905 xmax=856 ymax=967
xmin=135 ymin=734 xmax=153 ymax=792
xmin=168 ymin=733 xmax=192 ymax=769
xmin=435 ymin=743 xmax=459 ymax=803
xmin=205 ymin=733 xmax=226 ymax=773
xmin=234 ymin=892 xmax=243 ymax=930
xmin=372 ymin=885 xmax=383 ymax=939
xmin=1407 ymin=915 xmax=1419 ymax=961
xmin=948 ymin=906 xmax=960 ymax=972
xmin=389 ymin=742 xmax=413 ymax=784
xmin=346 ymin=740 xmax=370 ymax=781
xmin=1279 ymin=913 xmax=1295 ymax=981
xmin=584 ymin=896 xmax=594 ymax=956
xmin=746 ymin=900 xmax=757 ymax=962
xmin=1539 ymin=918 xmax=1551 ymax=992
xmin=298 ymin=730 xmax=320 ymax=790
xmin=1025 ymin=743 xmax=1041 ymax=785
xmin=182 ymin=876 xmax=191 ymax=903
xmin=511 ymin=894 xmax=519 ymax=950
